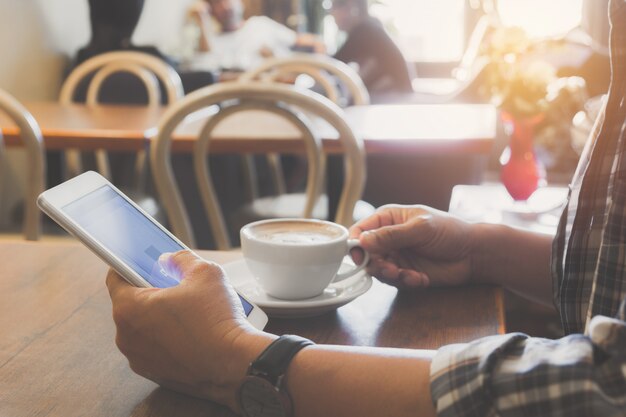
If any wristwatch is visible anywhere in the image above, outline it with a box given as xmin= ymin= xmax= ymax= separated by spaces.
xmin=237 ymin=335 xmax=314 ymax=417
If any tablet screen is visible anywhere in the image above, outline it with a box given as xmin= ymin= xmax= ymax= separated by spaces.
xmin=63 ymin=185 xmax=253 ymax=315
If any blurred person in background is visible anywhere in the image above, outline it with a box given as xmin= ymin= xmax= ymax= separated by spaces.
xmin=71 ymin=0 xmax=216 ymax=99
xmin=330 ymin=0 xmax=413 ymax=94
xmin=186 ymin=0 xmax=322 ymax=72
xmin=75 ymin=0 xmax=172 ymax=66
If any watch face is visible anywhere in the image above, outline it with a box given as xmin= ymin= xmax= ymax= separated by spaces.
xmin=239 ymin=376 xmax=292 ymax=417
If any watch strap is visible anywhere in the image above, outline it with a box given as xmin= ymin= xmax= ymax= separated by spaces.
xmin=250 ymin=335 xmax=314 ymax=382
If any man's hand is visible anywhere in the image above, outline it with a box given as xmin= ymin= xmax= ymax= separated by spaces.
xmin=349 ymin=205 xmax=476 ymax=289
xmin=106 ymin=250 xmax=273 ymax=411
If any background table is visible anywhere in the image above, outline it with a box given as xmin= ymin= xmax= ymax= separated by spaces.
xmin=1 ymin=240 xmax=504 ymax=416
xmin=170 ymin=104 xmax=496 ymax=155
xmin=170 ymin=103 xmax=497 ymax=210
xmin=347 ymin=104 xmax=495 ymax=209
xmin=449 ymin=183 xmax=568 ymax=235
xmin=1 ymin=102 xmax=495 ymax=155
xmin=2 ymin=100 xmax=497 ymax=214
xmin=0 ymin=101 xmax=161 ymax=151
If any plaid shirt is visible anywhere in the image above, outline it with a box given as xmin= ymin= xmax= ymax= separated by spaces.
xmin=430 ymin=1 xmax=626 ymax=415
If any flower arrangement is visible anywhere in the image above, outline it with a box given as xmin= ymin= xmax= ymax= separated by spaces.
xmin=534 ymin=76 xmax=589 ymax=167
xmin=482 ymin=26 xmax=589 ymax=170
xmin=482 ymin=26 xmax=557 ymax=119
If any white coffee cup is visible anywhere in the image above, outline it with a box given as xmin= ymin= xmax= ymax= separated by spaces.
xmin=240 ymin=218 xmax=370 ymax=300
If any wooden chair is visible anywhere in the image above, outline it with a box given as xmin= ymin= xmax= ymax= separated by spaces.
xmin=60 ymin=51 xmax=184 ymax=180
xmin=0 ymin=89 xmax=45 ymax=240
xmin=241 ymin=54 xmax=375 ymax=223
xmin=240 ymin=53 xmax=370 ymax=107
xmin=151 ymin=82 xmax=366 ymax=249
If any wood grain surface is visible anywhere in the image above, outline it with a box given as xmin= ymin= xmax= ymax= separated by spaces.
xmin=0 ymin=240 xmax=503 ymax=416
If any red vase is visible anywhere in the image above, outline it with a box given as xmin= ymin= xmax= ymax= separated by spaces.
xmin=499 ymin=112 xmax=546 ymax=201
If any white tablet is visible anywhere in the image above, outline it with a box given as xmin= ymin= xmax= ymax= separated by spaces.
xmin=37 ymin=171 xmax=268 ymax=330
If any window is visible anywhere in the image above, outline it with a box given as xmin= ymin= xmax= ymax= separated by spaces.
xmin=369 ymin=0 xmax=466 ymax=62
xmin=496 ymin=0 xmax=583 ymax=38
xmin=323 ymin=0 xmax=584 ymax=64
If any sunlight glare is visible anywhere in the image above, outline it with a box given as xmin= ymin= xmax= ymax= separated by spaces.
xmin=497 ymin=0 xmax=583 ymax=38
xmin=371 ymin=0 xmax=465 ymax=62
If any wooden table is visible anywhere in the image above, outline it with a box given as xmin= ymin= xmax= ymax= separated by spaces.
xmin=169 ymin=104 xmax=496 ymax=155
xmin=167 ymin=103 xmax=497 ymax=211
xmin=1 ymin=102 xmax=496 ymax=155
xmin=0 ymin=101 xmax=161 ymax=152
xmin=1 ymin=240 xmax=504 ymax=416
xmin=1 ymin=101 xmax=496 ymax=215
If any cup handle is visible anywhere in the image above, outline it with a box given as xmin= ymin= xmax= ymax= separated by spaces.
xmin=333 ymin=239 xmax=370 ymax=283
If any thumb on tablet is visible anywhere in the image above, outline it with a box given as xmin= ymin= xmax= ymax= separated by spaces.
xmin=158 ymin=250 xmax=225 ymax=284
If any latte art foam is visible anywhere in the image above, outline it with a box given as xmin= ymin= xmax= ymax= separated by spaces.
xmin=245 ymin=220 xmax=344 ymax=245
xmin=259 ymin=231 xmax=336 ymax=245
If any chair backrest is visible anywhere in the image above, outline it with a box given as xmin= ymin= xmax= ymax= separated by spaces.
xmin=240 ymin=54 xmax=370 ymax=107
xmin=453 ymin=15 xmax=494 ymax=82
xmin=60 ymin=51 xmax=185 ymax=106
xmin=151 ymin=82 xmax=366 ymax=249
xmin=0 ymin=89 xmax=45 ymax=240
xmin=60 ymin=51 xmax=185 ymax=180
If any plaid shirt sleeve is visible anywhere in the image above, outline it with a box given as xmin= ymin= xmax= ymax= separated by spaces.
xmin=429 ymin=299 xmax=626 ymax=417
xmin=428 ymin=1 xmax=626 ymax=415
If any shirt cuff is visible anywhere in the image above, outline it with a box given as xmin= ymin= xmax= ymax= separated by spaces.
xmin=429 ymin=333 xmax=528 ymax=417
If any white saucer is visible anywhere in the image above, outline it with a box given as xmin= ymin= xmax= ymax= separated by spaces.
xmin=223 ymin=259 xmax=373 ymax=318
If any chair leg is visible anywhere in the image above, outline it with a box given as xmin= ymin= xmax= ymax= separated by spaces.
xmin=242 ymin=154 xmax=259 ymax=202
xmin=95 ymin=149 xmax=112 ymax=180
xmin=64 ymin=149 xmax=83 ymax=179
xmin=267 ymin=153 xmax=286 ymax=195
xmin=133 ymin=149 xmax=148 ymax=192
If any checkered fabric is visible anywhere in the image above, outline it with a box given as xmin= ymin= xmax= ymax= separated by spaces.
xmin=430 ymin=1 xmax=626 ymax=415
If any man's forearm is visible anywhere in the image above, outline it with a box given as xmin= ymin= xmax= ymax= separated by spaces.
xmin=286 ymin=344 xmax=437 ymax=417
xmin=471 ymin=223 xmax=554 ymax=307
